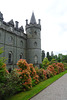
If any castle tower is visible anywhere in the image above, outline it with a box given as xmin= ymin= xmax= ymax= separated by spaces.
xmin=26 ymin=12 xmax=42 ymax=65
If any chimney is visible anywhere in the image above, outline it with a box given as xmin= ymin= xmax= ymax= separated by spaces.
xmin=38 ymin=19 xmax=41 ymax=25
xmin=15 ymin=21 xmax=19 ymax=29
xmin=26 ymin=19 xmax=28 ymax=25
xmin=0 ymin=12 xmax=3 ymax=21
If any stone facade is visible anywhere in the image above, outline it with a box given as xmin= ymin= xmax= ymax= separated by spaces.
xmin=0 ymin=12 xmax=41 ymax=69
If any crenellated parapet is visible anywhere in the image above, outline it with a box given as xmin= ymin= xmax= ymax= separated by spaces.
xmin=25 ymin=12 xmax=41 ymax=30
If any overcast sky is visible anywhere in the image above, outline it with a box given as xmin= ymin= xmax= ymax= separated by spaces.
xmin=0 ymin=0 xmax=67 ymax=55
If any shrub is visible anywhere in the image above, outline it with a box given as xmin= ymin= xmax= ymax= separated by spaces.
xmin=0 ymin=69 xmax=22 ymax=100
xmin=47 ymin=65 xmax=57 ymax=75
xmin=63 ymin=63 xmax=67 ymax=70
xmin=17 ymin=59 xmax=32 ymax=91
xmin=57 ymin=63 xmax=64 ymax=72
xmin=47 ymin=63 xmax=64 ymax=76
xmin=29 ymin=64 xmax=39 ymax=86
xmin=46 ymin=69 xmax=53 ymax=78
xmin=42 ymin=58 xmax=49 ymax=69
xmin=0 ymin=47 xmax=8 ymax=83
xmin=39 ymin=63 xmax=43 ymax=68
xmin=35 ymin=68 xmax=47 ymax=81
xmin=50 ymin=58 xmax=57 ymax=64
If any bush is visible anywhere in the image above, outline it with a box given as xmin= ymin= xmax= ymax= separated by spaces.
xmin=35 ymin=67 xmax=47 ymax=81
xmin=46 ymin=69 xmax=53 ymax=78
xmin=47 ymin=63 xmax=64 ymax=76
xmin=42 ymin=58 xmax=49 ymax=69
xmin=29 ymin=64 xmax=39 ymax=86
xmin=47 ymin=65 xmax=57 ymax=75
xmin=0 ymin=69 xmax=22 ymax=100
xmin=50 ymin=58 xmax=57 ymax=64
xmin=56 ymin=63 xmax=64 ymax=72
xmin=63 ymin=63 xmax=67 ymax=70
xmin=17 ymin=59 xmax=32 ymax=91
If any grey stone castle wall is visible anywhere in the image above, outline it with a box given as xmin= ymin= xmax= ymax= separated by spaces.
xmin=0 ymin=19 xmax=27 ymax=69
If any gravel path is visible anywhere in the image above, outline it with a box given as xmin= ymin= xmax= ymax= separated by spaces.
xmin=30 ymin=74 xmax=67 ymax=100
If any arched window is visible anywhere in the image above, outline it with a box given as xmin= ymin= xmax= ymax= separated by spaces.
xmin=34 ymin=42 xmax=37 ymax=47
xmin=34 ymin=31 xmax=37 ymax=35
xmin=8 ymin=51 xmax=13 ymax=64
xmin=20 ymin=40 xmax=23 ymax=48
xmin=34 ymin=55 xmax=38 ymax=64
xmin=20 ymin=53 xmax=23 ymax=59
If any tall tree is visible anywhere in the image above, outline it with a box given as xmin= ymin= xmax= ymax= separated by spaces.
xmin=51 ymin=51 xmax=54 ymax=57
xmin=42 ymin=50 xmax=45 ymax=61
xmin=46 ymin=52 xmax=52 ymax=61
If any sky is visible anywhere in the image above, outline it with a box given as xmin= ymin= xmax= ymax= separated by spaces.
xmin=0 ymin=0 xmax=67 ymax=55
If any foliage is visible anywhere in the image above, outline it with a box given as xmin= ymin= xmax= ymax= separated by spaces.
xmin=0 ymin=48 xmax=8 ymax=83
xmin=0 ymin=70 xmax=22 ymax=100
xmin=29 ymin=64 xmax=39 ymax=86
xmin=50 ymin=58 xmax=57 ymax=64
xmin=42 ymin=58 xmax=49 ymax=69
xmin=35 ymin=67 xmax=47 ymax=81
xmin=47 ymin=63 xmax=64 ymax=77
xmin=56 ymin=63 xmax=64 ymax=72
xmin=46 ymin=69 xmax=53 ymax=78
xmin=63 ymin=63 xmax=67 ymax=70
xmin=62 ymin=55 xmax=67 ymax=63
xmin=17 ymin=59 xmax=32 ymax=91
xmin=39 ymin=63 xmax=43 ymax=68
xmin=0 ymin=47 xmax=4 ymax=54
xmin=47 ymin=65 xmax=57 ymax=75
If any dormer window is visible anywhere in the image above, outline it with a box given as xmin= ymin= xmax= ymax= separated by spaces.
xmin=10 ymin=27 xmax=13 ymax=31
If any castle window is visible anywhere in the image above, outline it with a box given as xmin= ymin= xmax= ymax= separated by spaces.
xmin=20 ymin=40 xmax=23 ymax=48
xmin=8 ymin=51 xmax=13 ymax=64
xmin=20 ymin=53 xmax=23 ymax=59
xmin=34 ymin=42 xmax=37 ymax=47
xmin=34 ymin=31 xmax=37 ymax=35
xmin=9 ymin=36 xmax=13 ymax=43
xmin=34 ymin=55 xmax=38 ymax=64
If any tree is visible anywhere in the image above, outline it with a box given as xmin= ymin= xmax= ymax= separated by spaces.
xmin=46 ymin=52 xmax=52 ymax=61
xmin=42 ymin=58 xmax=49 ymax=69
xmin=51 ymin=51 xmax=54 ymax=57
xmin=62 ymin=55 xmax=67 ymax=63
xmin=42 ymin=50 xmax=45 ymax=61
xmin=57 ymin=54 xmax=62 ymax=62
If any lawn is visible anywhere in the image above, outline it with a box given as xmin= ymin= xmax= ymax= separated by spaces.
xmin=7 ymin=70 xmax=67 ymax=100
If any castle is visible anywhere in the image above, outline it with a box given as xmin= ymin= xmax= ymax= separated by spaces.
xmin=0 ymin=12 xmax=41 ymax=69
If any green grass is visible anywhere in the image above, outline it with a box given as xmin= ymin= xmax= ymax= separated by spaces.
xmin=7 ymin=70 xmax=67 ymax=100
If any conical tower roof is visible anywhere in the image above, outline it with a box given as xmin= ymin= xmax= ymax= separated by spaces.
xmin=30 ymin=12 xmax=37 ymax=24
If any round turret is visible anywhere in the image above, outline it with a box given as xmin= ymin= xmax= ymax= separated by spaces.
xmin=26 ymin=12 xmax=42 ymax=66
